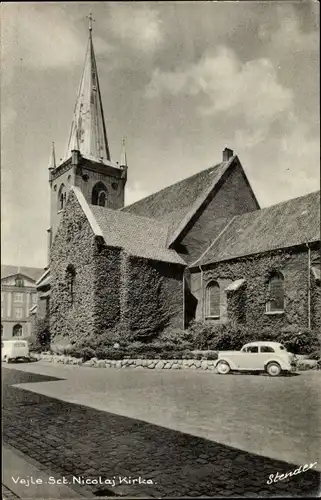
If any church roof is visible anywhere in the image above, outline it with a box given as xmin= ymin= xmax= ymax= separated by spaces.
xmin=72 ymin=187 xmax=185 ymax=266
xmin=123 ymin=155 xmax=258 ymax=245
xmin=196 ymin=190 xmax=320 ymax=266
xmin=1 ymin=265 xmax=44 ymax=282
xmin=64 ymin=22 xmax=111 ymax=164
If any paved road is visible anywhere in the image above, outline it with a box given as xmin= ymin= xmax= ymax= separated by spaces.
xmin=2 ymin=363 xmax=321 ymax=498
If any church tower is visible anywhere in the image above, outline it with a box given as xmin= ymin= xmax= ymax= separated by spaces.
xmin=48 ymin=14 xmax=127 ymax=245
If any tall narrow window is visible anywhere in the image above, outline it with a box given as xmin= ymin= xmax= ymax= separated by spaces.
xmin=267 ymin=272 xmax=284 ymax=312
xmin=91 ymin=182 xmax=107 ymax=206
xmin=205 ymin=281 xmax=220 ymax=318
xmin=66 ymin=264 xmax=76 ymax=304
xmin=58 ymin=184 xmax=66 ymax=212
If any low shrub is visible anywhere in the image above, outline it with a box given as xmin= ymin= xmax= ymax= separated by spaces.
xmin=29 ymin=317 xmax=51 ymax=352
xmin=278 ymin=329 xmax=321 ymax=355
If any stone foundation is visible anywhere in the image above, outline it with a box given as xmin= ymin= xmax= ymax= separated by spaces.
xmin=31 ymin=353 xmax=219 ymax=370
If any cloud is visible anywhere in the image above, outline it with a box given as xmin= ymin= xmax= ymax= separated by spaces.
xmin=259 ymin=5 xmax=318 ymax=54
xmin=146 ymin=46 xmax=293 ymax=146
xmin=125 ymin=182 xmax=150 ymax=206
xmin=1 ymin=4 xmax=112 ymax=80
xmin=109 ymin=5 xmax=163 ymax=55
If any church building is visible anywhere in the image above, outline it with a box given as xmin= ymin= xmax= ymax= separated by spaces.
xmin=36 ymin=21 xmax=320 ymax=343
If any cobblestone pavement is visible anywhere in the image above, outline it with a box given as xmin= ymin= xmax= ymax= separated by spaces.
xmin=2 ymin=367 xmax=320 ymax=498
xmin=2 ymin=485 xmax=20 ymax=500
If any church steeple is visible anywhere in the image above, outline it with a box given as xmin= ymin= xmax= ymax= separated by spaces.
xmin=65 ymin=13 xmax=111 ymax=164
xmin=49 ymin=14 xmax=127 ymax=243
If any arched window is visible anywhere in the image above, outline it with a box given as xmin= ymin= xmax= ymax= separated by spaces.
xmin=15 ymin=277 xmax=24 ymax=287
xmin=58 ymin=184 xmax=66 ymax=212
xmin=66 ymin=264 xmax=76 ymax=304
xmin=267 ymin=272 xmax=284 ymax=312
xmin=205 ymin=281 xmax=220 ymax=318
xmin=12 ymin=324 xmax=23 ymax=337
xmin=91 ymin=182 xmax=107 ymax=206
xmin=98 ymin=191 xmax=106 ymax=207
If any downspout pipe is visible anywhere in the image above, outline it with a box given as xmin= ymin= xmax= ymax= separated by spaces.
xmin=199 ymin=264 xmax=204 ymax=320
xmin=182 ymin=268 xmax=185 ymax=330
xmin=306 ymin=243 xmax=311 ymax=329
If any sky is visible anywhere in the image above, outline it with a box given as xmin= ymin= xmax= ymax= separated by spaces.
xmin=1 ymin=1 xmax=320 ymax=268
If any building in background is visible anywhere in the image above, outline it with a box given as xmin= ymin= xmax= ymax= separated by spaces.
xmin=1 ymin=265 xmax=44 ymax=339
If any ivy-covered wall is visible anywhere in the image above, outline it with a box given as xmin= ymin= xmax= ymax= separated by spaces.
xmin=49 ymin=192 xmax=185 ymax=343
xmin=124 ymin=257 xmax=184 ymax=338
xmin=50 ymin=193 xmax=98 ymax=342
xmin=190 ymin=246 xmax=320 ymax=331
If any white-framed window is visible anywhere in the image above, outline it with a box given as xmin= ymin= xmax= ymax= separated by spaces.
xmin=14 ymin=293 xmax=23 ymax=303
xmin=205 ymin=281 xmax=220 ymax=318
xmin=32 ymin=293 xmax=37 ymax=303
xmin=15 ymin=307 xmax=23 ymax=319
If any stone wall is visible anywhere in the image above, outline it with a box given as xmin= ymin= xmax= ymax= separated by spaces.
xmin=32 ymin=352 xmax=219 ymax=371
xmin=190 ymin=246 xmax=321 ymax=330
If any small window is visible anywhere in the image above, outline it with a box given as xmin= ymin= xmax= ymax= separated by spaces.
xmin=279 ymin=345 xmax=285 ymax=350
xmin=14 ymin=293 xmax=23 ymax=303
xmin=260 ymin=346 xmax=275 ymax=353
xmin=1 ymin=292 xmax=3 ymax=302
xmin=266 ymin=271 xmax=284 ymax=312
xmin=15 ymin=278 xmax=24 ymax=287
xmin=32 ymin=294 xmax=37 ymax=303
xmin=205 ymin=281 xmax=220 ymax=318
xmin=247 ymin=346 xmax=259 ymax=353
xmin=12 ymin=324 xmax=23 ymax=337
xmin=15 ymin=308 xmax=23 ymax=319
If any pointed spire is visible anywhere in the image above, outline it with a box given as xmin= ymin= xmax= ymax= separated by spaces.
xmin=120 ymin=137 xmax=128 ymax=167
xmin=48 ymin=142 xmax=56 ymax=170
xmin=65 ymin=14 xmax=111 ymax=164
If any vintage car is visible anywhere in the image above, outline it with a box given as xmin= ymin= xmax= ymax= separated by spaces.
xmin=215 ymin=341 xmax=296 ymax=376
xmin=1 ymin=339 xmax=30 ymax=363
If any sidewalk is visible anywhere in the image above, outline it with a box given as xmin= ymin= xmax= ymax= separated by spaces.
xmin=2 ymin=444 xmax=85 ymax=499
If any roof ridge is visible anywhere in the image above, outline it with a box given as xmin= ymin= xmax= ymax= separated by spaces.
xmin=234 ymin=189 xmax=320 ymax=219
xmin=168 ymin=156 xmax=236 ymax=245
xmin=123 ymin=162 xmax=224 ymax=211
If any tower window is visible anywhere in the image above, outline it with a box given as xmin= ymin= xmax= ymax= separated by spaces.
xmin=92 ymin=182 xmax=107 ymax=206
xmin=58 ymin=184 xmax=66 ymax=212
xmin=98 ymin=191 xmax=106 ymax=207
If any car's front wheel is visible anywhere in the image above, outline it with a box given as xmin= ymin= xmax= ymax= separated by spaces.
xmin=266 ymin=362 xmax=281 ymax=377
xmin=216 ymin=360 xmax=231 ymax=375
